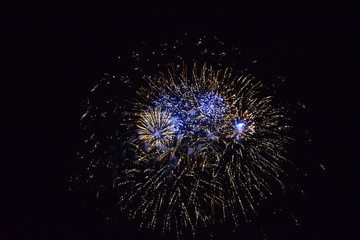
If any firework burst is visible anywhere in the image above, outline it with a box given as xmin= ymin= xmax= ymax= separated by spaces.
xmin=135 ymin=108 xmax=177 ymax=151
xmin=116 ymin=62 xmax=292 ymax=236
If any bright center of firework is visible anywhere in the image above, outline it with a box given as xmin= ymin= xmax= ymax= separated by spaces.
xmin=153 ymin=130 xmax=162 ymax=137
xmin=235 ymin=122 xmax=245 ymax=132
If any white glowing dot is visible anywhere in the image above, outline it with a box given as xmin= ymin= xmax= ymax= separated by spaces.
xmin=235 ymin=122 xmax=245 ymax=131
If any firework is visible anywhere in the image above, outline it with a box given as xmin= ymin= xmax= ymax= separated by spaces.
xmin=136 ymin=108 xmax=177 ymax=151
xmin=115 ymin=62 xmax=292 ymax=237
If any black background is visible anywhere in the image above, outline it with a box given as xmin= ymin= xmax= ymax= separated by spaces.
xmin=3 ymin=2 xmax=359 ymax=239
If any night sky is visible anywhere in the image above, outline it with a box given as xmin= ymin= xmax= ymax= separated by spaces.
xmin=4 ymin=2 xmax=358 ymax=239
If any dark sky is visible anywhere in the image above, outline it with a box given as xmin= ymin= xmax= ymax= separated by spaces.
xmin=4 ymin=2 xmax=358 ymax=240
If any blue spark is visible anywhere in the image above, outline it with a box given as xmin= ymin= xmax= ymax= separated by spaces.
xmin=199 ymin=92 xmax=227 ymax=119
xmin=154 ymin=93 xmax=187 ymax=133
